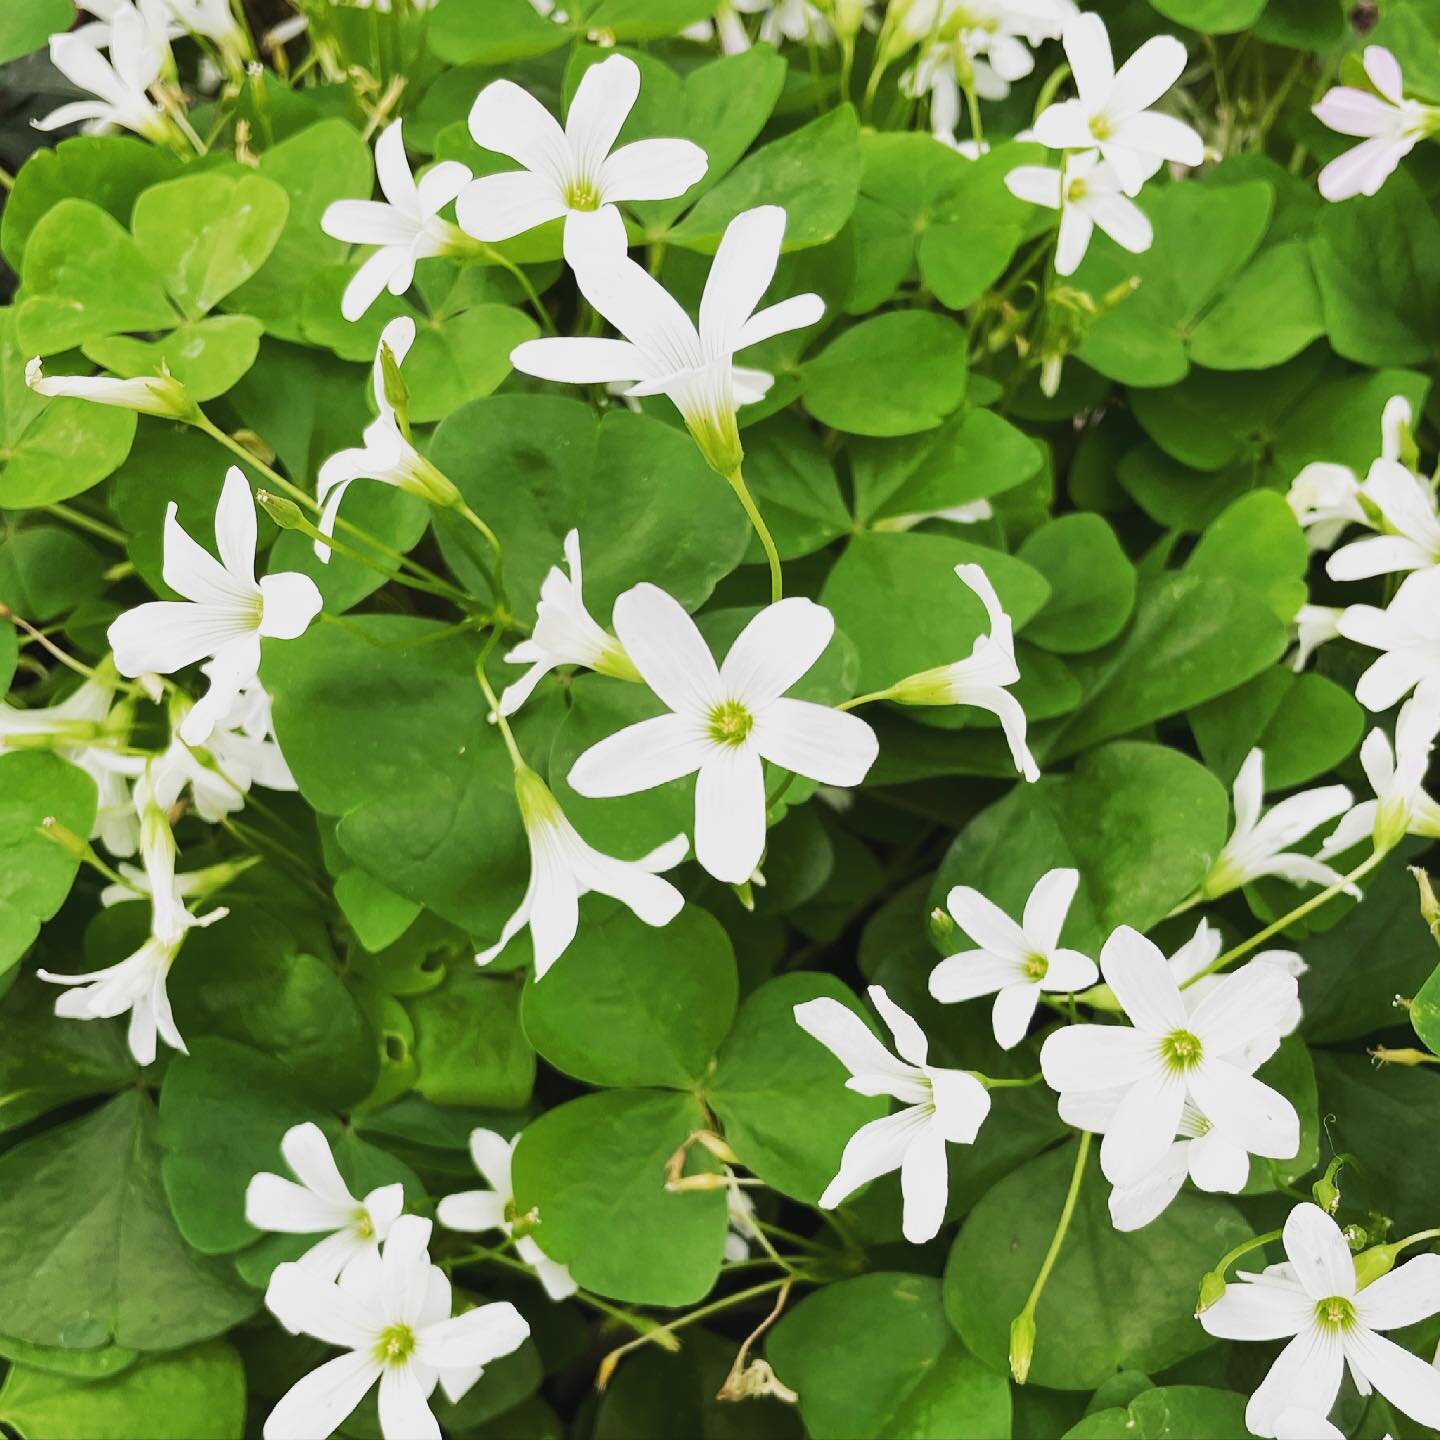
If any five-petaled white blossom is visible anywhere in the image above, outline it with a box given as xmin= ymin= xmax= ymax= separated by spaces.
xmin=246 ymin=1122 xmax=404 ymax=1282
xmin=477 ymin=765 xmax=687 ymax=979
xmin=25 ymin=357 xmax=194 ymax=421
xmin=437 ymin=1128 xmax=576 ymax=1300
xmin=262 ymin=1215 xmax=529 ymax=1440
xmin=929 ymin=868 xmax=1098 ymax=1048
xmin=457 ymin=55 xmax=706 ymax=258
xmin=1327 ymin=457 xmax=1440 ymax=582
xmin=107 ymin=468 xmax=323 ymax=746
xmin=794 ymin=984 xmax=991 ymax=1243
xmin=511 ymin=205 xmax=824 ymax=476
xmin=36 ymin=5 xmax=171 ymax=142
xmin=1314 ymin=47 xmax=1439 ymax=203
xmin=567 ymin=584 xmax=878 ymax=884
xmin=1322 ymin=696 xmax=1440 ymax=858
xmin=1201 ymin=1202 xmax=1440 ymax=1437
xmin=1286 ymin=395 xmax=1412 ymax=551
xmin=321 ymin=120 xmax=473 ymax=322
xmin=1338 ymin=567 xmax=1440 ymax=713
xmin=498 ymin=530 xmax=639 ymax=718
xmin=885 ymin=564 xmax=1039 ymax=782
xmin=1039 ymin=925 xmax=1300 ymax=1193
xmin=315 ymin=317 xmax=460 ymax=561
xmin=1198 ymin=748 xmax=1355 ymax=900
xmin=1005 ymin=150 xmax=1152 ymax=275
xmin=38 ymin=801 xmax=226 ymax=1065
xmin=1032 ymin=13 xmax=1203 ymax=195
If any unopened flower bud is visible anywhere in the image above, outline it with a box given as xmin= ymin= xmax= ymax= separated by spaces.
xmin=37 ymin=815 xmax=94 ymax=862
xmin=1371 ymin=1045 xmax=1435 ymax=1067
xmin=929 ymin=906 xmax=955 ymax=947
xmin=1195 ymin=1270 xmax=1227 ymax=1314
xmin=1312 ymin=1176 xmax=1342 ymax=1213
xmin=1009 ymin=1311 xmax=1036 ymax=1384
xmin=1412 ymin=867 xmax=1440 ymax=940
xmin=27 ymin=357 xmax=198 ymax=422
xmin=1353 ymin=1241 xmax=1402 ymax=1288
xmin=255 ymin=490 xmax=306 ymax=531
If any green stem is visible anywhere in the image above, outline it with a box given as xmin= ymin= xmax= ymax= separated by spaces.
xmin=456 ymin=502 xmax=507 ymax=609
xmin=963 ymin=83 xmax=985 ymax=149
xmin=837 ymin=687 xmax=897 ymax=712
xmin=479 ymin=245 xmax=554 ymax=335
xmin=979 ymin=1071 xmax=1044 ymax=1090
xmin=44 ymin=503 xmax=126 ymax=547
xmin=1011 ymin=1131 xmax=1091 ymax=1382
xmin=726 ymin=466 xmax=782 ymax=602
xmin=475 ymin=659 xmax=524 ymax=770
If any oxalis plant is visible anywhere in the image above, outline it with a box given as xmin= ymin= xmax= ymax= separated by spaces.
xmin=5 ymin=0 xmax=1440 ymax=1438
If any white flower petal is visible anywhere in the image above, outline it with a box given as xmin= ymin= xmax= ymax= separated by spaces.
xmin=567 ymin=712 xmax=711 ymax=798
xmin=1101 ymin=926 xmax=1186 ymax=1034
xmin=928 ymin=949 xmax=1025 ymax=1004
xmin=794 ymin=996 xmax=918 ymax=1091
xmin=1246 ymin=1327 xmax=1345 ymax=1439
xmin=1354 ymin=1254 xmax=1440 ymax=1331
xmin=735 ymin=292 xmax=825 ymax=352
xmin=1189 ymin=962 xmax=1300 ymax=1057
xmin=611 ymin=583 xmax=723 ymax=716
xmin=468 ymin=79 xmax=572 ymax=188
xmin=263 ymin=1351 xmax=383 ymax=1440
xmin=945 ymin=885 xmax=1032 ymax=961
xmin=416 ymin=1301 xmax=529 ymax=1371
xmin=1023 ymin=868 xmax=1079 ymax=951
xmin=819 ymin=1107 xmax=927 ymax=1209
xmin=1186 ymin=1128 xmax=1250 ymax=1192
xmin=1282 ymin=1203 xmax=1357 ymax=1302
xmin=1201 ymin=1277 xmax=1313 ymax=1341
xmin=693 ymin=745 xmax=766 ymax=883
xmin=720 ymin=597 xmax=834 ymax=708
xmin=377 ymin=1364 xmax=439 ymax=1440
xmin=699 ymin=205 xmax=787 ymax=354
xmin=566 ymin=53 xmax=640 ymax=174
xmin=510 ymin=335 xmax=654 ymax=386
xmin=599 ymin=137 xmax=708 ymax=204
xmin=108 ymin=601 xmax=253 ymax=679
xmin=1108 ymin=1144 xmax=1188 ymax=1232
xmin=258 ymin=572 xmax=324 ymax=640
xmin=899 ymin=1121 xmax=949 ymax=1243
xmin=436 ymin=1190 xmax=508 ymax=1234
xmin=456 ymin=170 xmax=566 ymax=242
xmin=282 ymin=1120 xmax=355 ymax=1202
xmin=1099 ymin=1067 xmax=1185 ymax=1186
xmin=1343 ymin=1327 xmax=1440 ymax=1429
xmin=991 ymin=983 xmax=1041 ymax=1050
xmin=1063 ymin=13 xmax=1114 ymax=101
xmin=1040 ymin=1024 xmax=1155 ymax=1091
xmin=1187 ymin=1060 xmax=1299 ymax=1162
xmin=265 ymin=1263 xmax=379 ymax=1348
xmin=751 ymin=698 xmax=877 ymax=786
xmin=468 ymin=1128 xmax=515 ymax=1197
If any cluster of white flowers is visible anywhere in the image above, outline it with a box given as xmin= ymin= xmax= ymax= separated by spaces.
xmin=1286 ymin=392 xmax=1440 ymax=859
xmin=1004 ymin=14 xmax=1203 ymax=275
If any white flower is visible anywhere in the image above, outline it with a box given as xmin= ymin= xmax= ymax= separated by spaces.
xmin=1322 ymin=696 xmax=1440 ymax=857
xmin=478 ymin=766 xmax=687 ymax=979
xmin=1199 ymin=748 xmax=1355 ymax=900
xmin=1287 ymin=464 xmax=1368 ymax=551
xmin=436 ymin=1128 xmax=576 ymax=1301
xmin=35 ymin=6 xmax=171 ymax=142
xmin=246 ymin=1123 xmax=404 ymax=1282
xmin=872 ymin=500 xmax=994 ymax=531
xmin=315 ymin=318 xmax=459 ymax=561
xmin=884 ymin=564 xmax=1039 ymax=782
xmin=1290 ymin=604 xmax=1345 ymax=673
xmin=511 ymin=205 xmax=824 ymax=476
xmin=929 ymin=868 xmax=1098 ymax=1048
xmin=37 ymin=803 xmax=225 ymax=1065
xmin=107 ymin=469 xmax=323 ymax=746
xmin=1286 ymin=395 xmax=1412 ymax=551
xmin=25 ymin=357 xmax=194 ymax=420
xmin=1201 ymin=1202 xmax=1440 ymax=1437
xmin=0 ymin=670 xmax=139 ymax=857
xmin=161 ymin=0 xmax=248 ymax=48
xmin=1040 ymin=925 xmax=1300 ymax=1192
xmin=497 ymin=531 xmax=639 ymax=718
xmin=1315 ymin=47 xmax=1439 ymax=202
xmin=1327 ymin=458 xmax=1440 ymax=582
xmin=457 ymin=55 xmax=706 ymax=258
xmin=321 ymin=120 xmax=473 ymax=322
xmin=794 ymin=984 xmax=991 ymax=1243
xmin=1338 ymin=567 xmax=1440 ymax=713
xmin=1031 ymin=13 xmax=1203 ymax=195
xmin=567 ymin=585 xmax=877 ymax=884
xmin=714 ymin=0 xmax=831 ymax=49
xmin=1005 ymin=150 xmax=1152 ymax=275
xmin=262 ymin=1215 xmax=529 ymax=1440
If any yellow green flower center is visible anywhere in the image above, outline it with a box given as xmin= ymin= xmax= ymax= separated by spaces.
xmin=1314 ymin=1295 xmax=1357 ymax=1332
xmin=708 ymin=700 xmax=754 ymax=746
xmin=1160 ymin=1029 xmax=1204 ymax=1072
xmin=566 ymin=179 xmax=602 ymax=211
xmin=1067 ymin=177 xmax=1089 ymax=204
xmin=353 ymin=1209 xmax=375 ymax=1240
xmin=1023 ymin=953 xmax=1049 ymax=982
xmin=375 ymin=1323 xmax=416 ymax=1365
xmin=1089 ymin=114 xmax=1112 ymax=141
